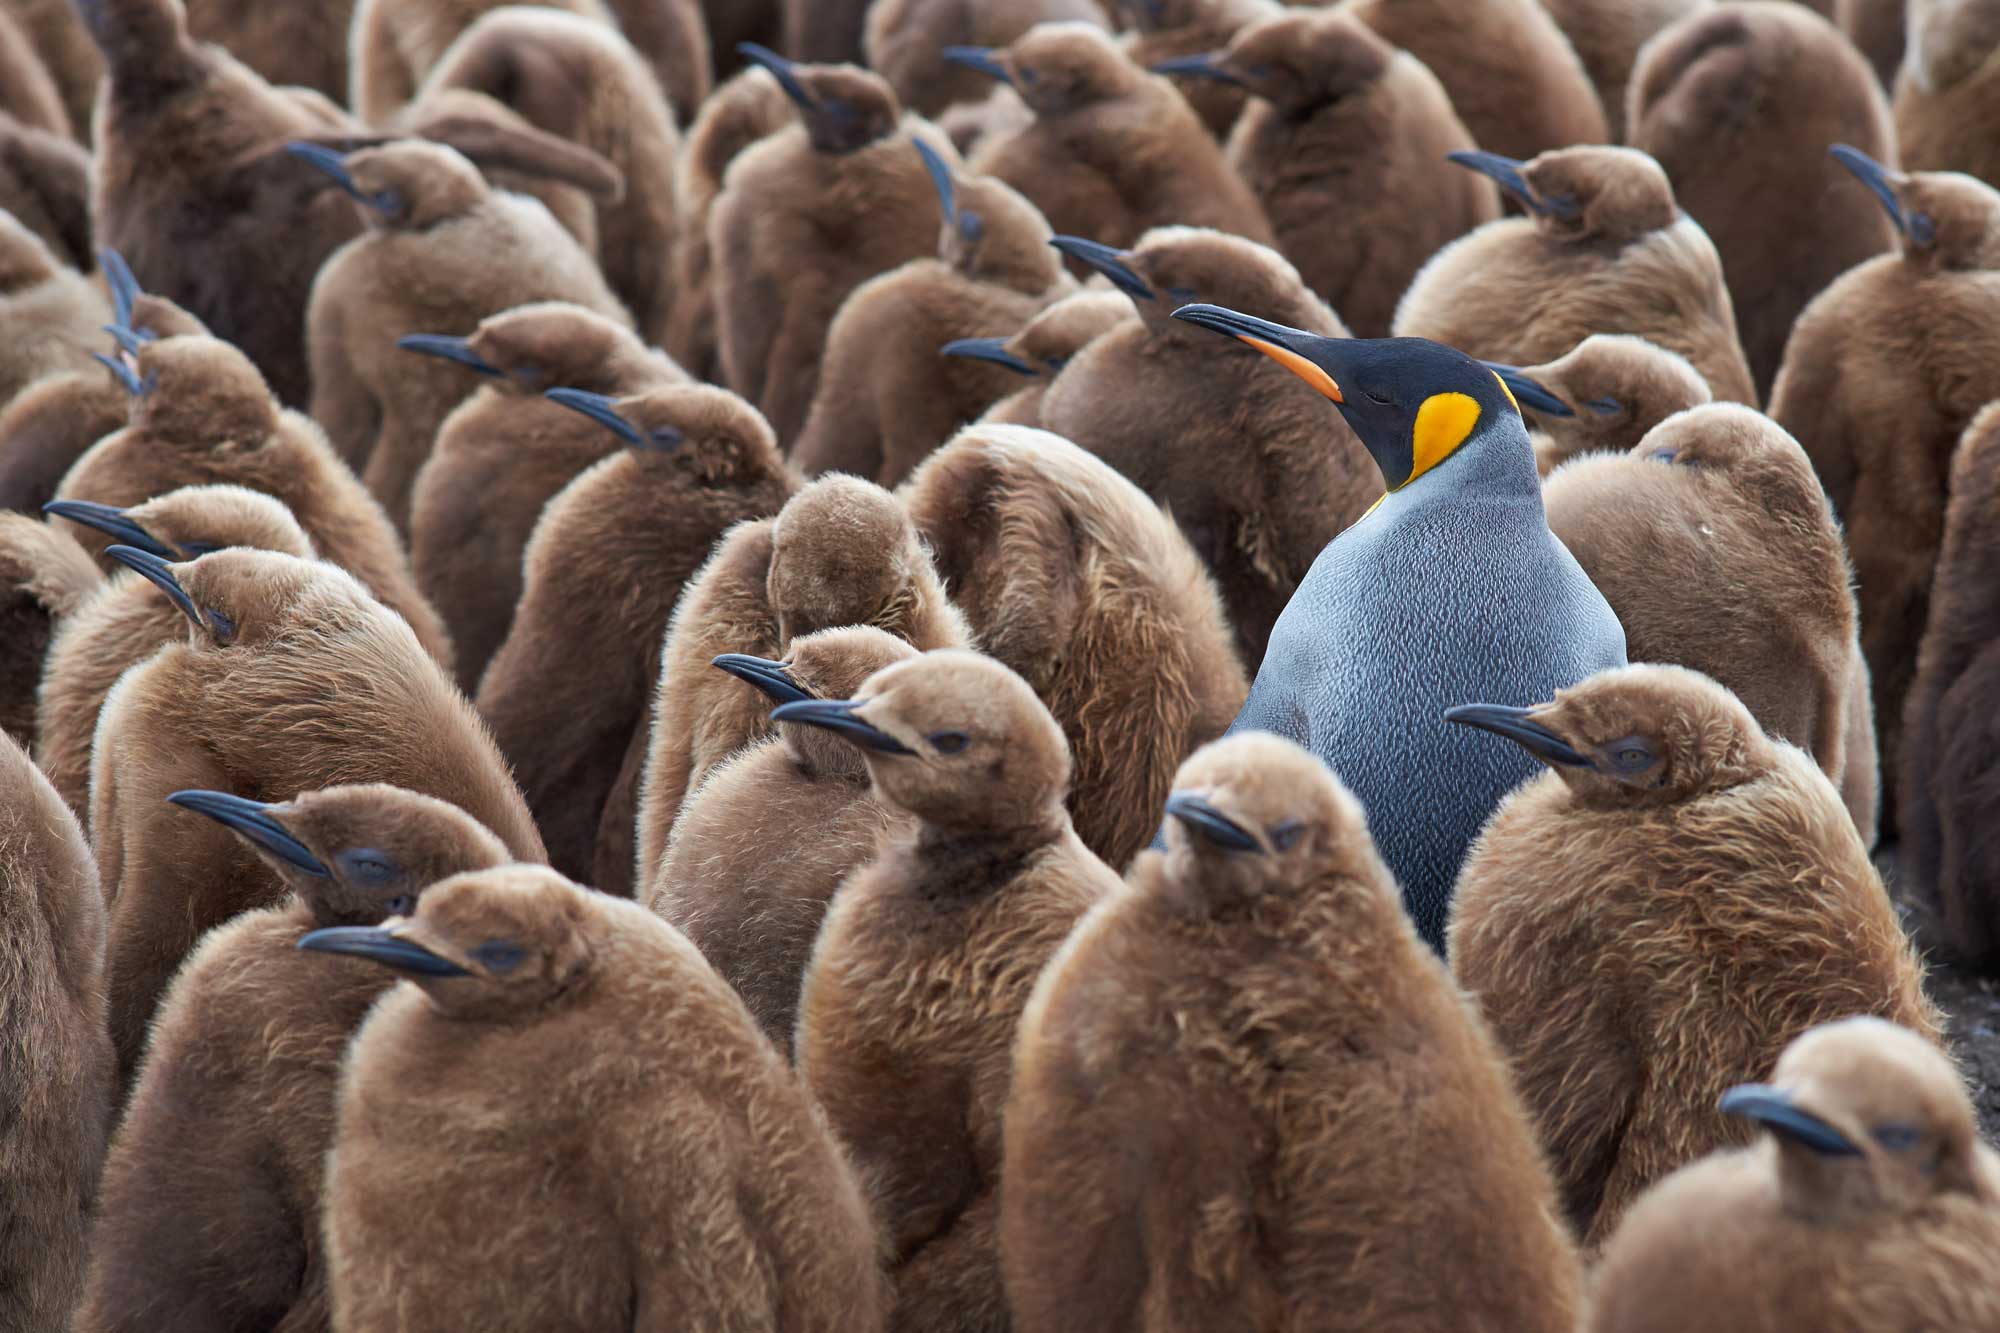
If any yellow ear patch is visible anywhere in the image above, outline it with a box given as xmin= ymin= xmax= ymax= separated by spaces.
xmin=1242 ymin=336 xmax=1343 ymax=402
xmin=1492 ymin=369 xmax=1520 ymax=413
xmin=1403 ymin=392 xmax=1482 ymax=488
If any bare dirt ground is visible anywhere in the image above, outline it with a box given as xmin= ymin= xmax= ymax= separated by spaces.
xmin=1880 ymin=850 xmax=2000 ymax=1141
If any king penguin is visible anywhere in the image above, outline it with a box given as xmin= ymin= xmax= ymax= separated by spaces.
xmin=1173 ymin=305 xmax=1627 ymax=950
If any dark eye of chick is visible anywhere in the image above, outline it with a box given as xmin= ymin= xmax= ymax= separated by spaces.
xmin=474 ymin=941 xmax=525 ymax=974
xmin=1269 ymin=819 xmax=1306 ymax=851
xmin=930 ymin=731 xmax=970 ymax=755
xmin=206 ymin=608 xmax=237 ymax=643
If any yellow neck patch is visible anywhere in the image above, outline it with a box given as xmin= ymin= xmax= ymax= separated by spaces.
xmin=1492 ymin=369 xmax=1520 ymax=413
xmin=1401 ymin=391 xmax=1482 ymax=488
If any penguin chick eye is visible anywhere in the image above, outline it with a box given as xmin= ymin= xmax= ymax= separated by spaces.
xmin=1647 ymin=447 xmax=1682 ymax=465
xmin=180 ymin=542 xmax=220 ymax=558
xmin=929 ymin=730 xmax=970 ymax=755
xmin=1603 ymin=736 xmax=1657 ymax=774
xmin=1585 ymin=397 xmax=1623 ymax=417
xmin=1911 ymin=214 xmax=1937 ymax=248
xmin=1044 ymin=355 xmax=1068 ymax=372
xmin=337 ymin=847 xmax=401 ymax=887
xmin=958 ymin=211 xmax=985 ymax=243
xmin=1269 ymin=818 xmax=1307 ymax=851
xmin=1164 ymin=286 xmax=1198 ymax=304
xmin=473 ymin=940 xmax=525 ymax=974
xmin=381 ymin=895 xmax=414 ymax=917
xmin=1872 ymin=1124 xmax=1922 ymax=1152
xmin=205 ymin=607 xmax=237 ymax=643
xmin=510 ymin=365 xmax=547 ymax=389
xmin=372 ymin=189 xmax=406 ymax=219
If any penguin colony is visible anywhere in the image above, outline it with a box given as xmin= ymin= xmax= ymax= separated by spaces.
xmin=6 ymin=1 xmax=2000 ymax=1329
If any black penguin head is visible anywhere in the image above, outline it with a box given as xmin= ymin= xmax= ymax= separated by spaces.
xmin=1172 ymin=304 xmax=1521 ymax=491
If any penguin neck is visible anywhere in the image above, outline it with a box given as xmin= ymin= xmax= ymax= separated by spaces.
xmin=1379 ymin=420 xmax=1544 ymax=516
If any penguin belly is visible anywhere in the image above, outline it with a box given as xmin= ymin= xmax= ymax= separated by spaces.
xmin=1230 ymin=498 xmax=1626 ymax=950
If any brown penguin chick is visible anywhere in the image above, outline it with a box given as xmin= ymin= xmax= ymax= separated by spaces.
xmin=635 ymin=474 xmax=975 ymax=885
xmin=1444 ymin=663 xmax=1943 ymax=1249
xmin=793 ymin=141 xmax=1075 ymax=486
xmin=1030 ymin=227 xmax=1375 ymax=667
xmin=1588 ymin=1017 xmax=2000 ymax=1333
xmin=970 ymin=288 xmax=1132 ymax=427
xmin=0 ymin=263 xmax=213 ymax=516
xmin=935 ymin=83 xmax=1036 ymax=158
xmin=1345 ymin=0 xmax=1608 ymax=163
xmin=1628 ymin=3 xmax=1900 ymax=398
xmin=956 ymin=21 xmax=1276 ymax=267
xmin=406 ymin=302 xmax=687 ymax=693
xmin=0 ymin=510 xmax=97 ymax=747
xmin=1493 ymin=333 xmax=1713 ymax=475
xmin=1767 ymin=152 xmax=2000 ymax=814
xmin=300 ymin=139 xmax=630 ymax=534
xmin=1543 ymin=404 xmax=1878 ymax=840
xmin=711 ymin=50 xmax=951 ymax=445
xmin=1395 ymin=144 xmax=1759 ymax=407
xmin=346 ymin=0 xmax=608 ymax=125
xmin=80 ymin=0 xmax=384 ymax=407
xmin=650 ymin=626 xmax=918 ymax=1049
xmin=420 ymin=7 xmax=686 ymax=343
xmin=1540 ymin=0 xmax=1710 ymax=140
xmin=320 ymin=864 xmax=890 ymax=1332
xmin=1005 ymin=734 xmax=1586 ymax=1330
xmin=0 ymin=111 xmax=91 ymax=271
xmin=0 ymin=729 xmax=112 ymax=1333
xmin=1900 ymin=402 xmax=2000 ymax=966
xmin=0 ymin=208 xmax=106 ymax=409
xmin=90 ymin=547 xmax=543 ymax=1083
xmin=51 ymin=334 xmax=455 ymax=672
xmin=477 ymin=384 xmax=798 ymax=891
xmin=1175 ymin=7 xmax=1500 ymax=339
xmin=790 ymin=649 xmax=1122 ymax=1331
xmin=1114 ymin=0 xmax=1274 ymax=140
xmin=35 ymin=485 xmax=312 ymax=824
xmin=0 ymin=0 xmax=101 ymax=144
xmin=74 ymin=784 xmax=508 ymax=1333
xmin=662 ymin=64 xmax=794 ymax=380
xmin=0 ymin=4 xmax=70 ymax=137
xmin=1895 ymin=0 xmax=2000 ymax=189
xmin=865 ymin=0 xmax=1110 ymax=118
xmin=180 ymin=0 xmax=356 ymax=104
xmin=902 ymin=425 xmax=1249 ymax=869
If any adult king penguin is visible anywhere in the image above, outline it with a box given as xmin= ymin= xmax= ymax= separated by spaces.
xmin=1173 ymin=306 xmax=1626 ymax=949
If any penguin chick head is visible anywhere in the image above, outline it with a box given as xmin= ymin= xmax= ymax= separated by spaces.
xmin=1448 ymin=145 xmax=1677 ymax=244
xmin=768 ymin=476 xmax=927 ymax=644
xmin=110 ymin=546 xmax=376 ymax=654
xmin=1155 ymin=9 xmax=1392 ymax=116
xmin=719 ymin=626 xmax=921 ymax=778
xmin=127 ymin=335 xmax=282 ymax=450
xmin=1014 ymin=290 xmax=1134 ymax=374
xmin=1493 ymin=335 xmax=1711 ymax=467
xmin=1446 ymin=664 xmax=1775 ymax=809
xmin=945 ymin=23 xmax=1143 ymax=117
xmin=292 ymin=140 xmax=488 ymax=231
xmin=1111 ymin=0 xmax=1198 ymax=35
xmin=736 ymin=43 xmax=901 ymax=153
xmin=913 ymin=137 xmax=1062 ymax=289
xmin=1172 ymin=304 xmax=1518 ymax=491
xmin=1829 ymin=145 xmax=2000 ymax=271
xmin=169 ymin=784 xmax=510 ymax=927
xmin=1158 ymin=733 xmax=1395 ymax=916
xmin=459 ymin=302 xmax=647 ymax=396
xmin=770 ymin=649 xmax=1072 ymax=833
xmin=1060 ymin=226 xmax=1330 ymax=342
xmin=1627 ymin=404 xmax=1834 ymax=532
xmin=1905 ymin=0 xmax=2000 ymax=93
xmin=126 ymin=292 xmax=210 ymax=342
xmin=300 ymin=865 xmax=596 ymax=1020
xmin=1721 ymin=1017 xmax=1990 ymax=1221
xmin=49 ymin=484 xmax=312 ymax=564
xmin=546 ymin=383 xmax=779 ymax=479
